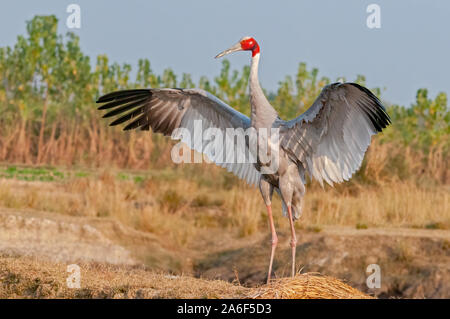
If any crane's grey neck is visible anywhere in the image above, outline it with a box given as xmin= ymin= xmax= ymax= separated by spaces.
xmin=249 ymin=53 xmax=278 ymax=128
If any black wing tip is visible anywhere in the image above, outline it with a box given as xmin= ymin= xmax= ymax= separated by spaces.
xmin=96 ymin=89 xmax=151 ymax=103
xmin=97 ymin=89 xmax=153 ymax=130
xmin=347 ymin=82 xmax=392 ymax=132
xmin=109 ymin=119 xmax=122 ymax=127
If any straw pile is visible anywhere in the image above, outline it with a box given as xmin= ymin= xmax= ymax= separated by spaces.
xmin=247 ymin=273 xmax=374 ymax=299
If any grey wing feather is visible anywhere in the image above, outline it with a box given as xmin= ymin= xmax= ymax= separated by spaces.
xmin=97 ymin=88 xmax=260 ymax=186
xmin=279 ymin=82 xmax=391 ymax=186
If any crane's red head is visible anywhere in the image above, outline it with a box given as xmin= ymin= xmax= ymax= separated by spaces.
xmin=215 ymin=36 xmax=260 ymax=59
xmin=239 ymin=37 xmax=260 ymax=57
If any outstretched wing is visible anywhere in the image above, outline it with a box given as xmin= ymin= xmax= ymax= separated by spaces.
xmin=96 ymin=88 xmax=260 ymax=186
xmin=278 ymin=82 xmax=391 ymax=186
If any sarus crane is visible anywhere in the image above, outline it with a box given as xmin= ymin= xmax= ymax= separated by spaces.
xmin=96 ymin=37 xmax=391 ymax=283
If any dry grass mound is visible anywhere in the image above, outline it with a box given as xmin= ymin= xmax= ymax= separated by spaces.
xmin=248 ymin=273 xmax=373 ymax=299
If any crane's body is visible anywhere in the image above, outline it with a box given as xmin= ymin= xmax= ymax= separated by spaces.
xmin=97 ymin=37 xmax=391 ymax=283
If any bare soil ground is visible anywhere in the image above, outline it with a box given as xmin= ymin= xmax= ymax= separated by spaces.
xmin=0 ymin=207 xmax=448 ymax=298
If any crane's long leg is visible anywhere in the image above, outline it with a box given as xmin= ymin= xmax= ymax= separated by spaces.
xmin=286 ymin=205 xmax=297 ymax=277
xmin=266 ymin=204 xmax=278 ymax=284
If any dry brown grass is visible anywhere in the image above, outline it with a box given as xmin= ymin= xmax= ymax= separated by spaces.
xmin=303 ymin=181 xmax=450 ymax=228
xmin=0 ymin=255 xmax=371 ymax=299
xmin=0 ymin=121 xmax=174 ymax=169
xmin=0 ymin=167 xmax=448 ymax=252
xmin=0 ymin=254 xmax=247 ymax=298
xmin=362 ymin=140 xmax=449 ymax=185
xmin=249 ymin=273 xmax=373 ymax=299
xmin=1 ymin=160 xmax=448 ymax=299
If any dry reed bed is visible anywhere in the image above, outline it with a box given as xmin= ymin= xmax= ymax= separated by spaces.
xmin=1 ymin=121 xmax=448 ymax=186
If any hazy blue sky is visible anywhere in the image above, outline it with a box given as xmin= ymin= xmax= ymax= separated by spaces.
xmin=0 ymin=0 xmax=448 ymax=107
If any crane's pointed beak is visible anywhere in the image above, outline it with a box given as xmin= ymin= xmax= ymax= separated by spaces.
xmin=215 ymin=42 xmax=242 ymax=59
